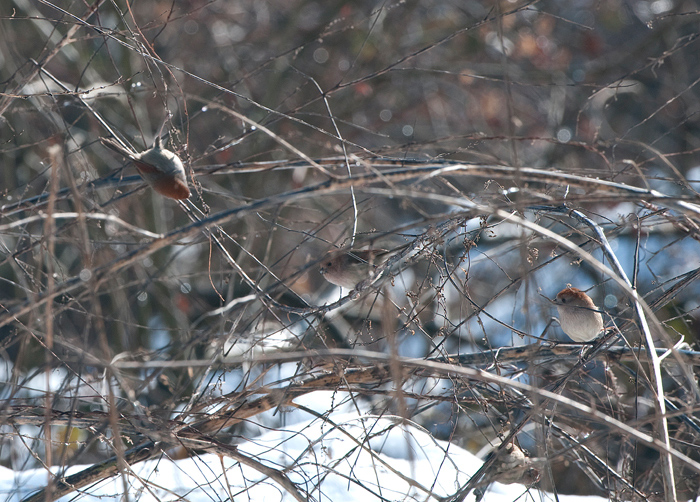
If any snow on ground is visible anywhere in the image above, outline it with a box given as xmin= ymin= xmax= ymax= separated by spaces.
xmin=0 ymin=410 xmax=612 ymax=502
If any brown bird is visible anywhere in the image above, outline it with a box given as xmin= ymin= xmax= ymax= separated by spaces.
xmin=473 ymin=442 xmax=540 ymax=502
xmin=481 ymin=442 xmax=539 ymax=486
xmin=101 ymin=136 xmax=190 ymax=200
xmin=554 ymin=287 xmax=604 ymax=342
xmin=319 ymin=248 xmax=397 ymax=289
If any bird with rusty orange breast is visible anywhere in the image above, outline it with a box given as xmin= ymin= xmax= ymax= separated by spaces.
xmin=101 ymin=136 xmax=190 ymax=200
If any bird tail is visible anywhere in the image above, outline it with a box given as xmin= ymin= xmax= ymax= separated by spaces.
xmin=100 ymin=137 xmax=136 ymax=160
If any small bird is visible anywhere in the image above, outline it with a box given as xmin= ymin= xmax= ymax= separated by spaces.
xmin=481 ymin=442 xmax=539 ymax=486
xmin=101 ymin=136 xmax=190 ymax=200
xmin=319 ymin=248 xmax=398 ymax=289
xmin=554 ymin=287 xmax=604 ymax=342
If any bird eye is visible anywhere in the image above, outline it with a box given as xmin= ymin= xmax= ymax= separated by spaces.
xmin=560 ymin=298 xmax=566 ymax=303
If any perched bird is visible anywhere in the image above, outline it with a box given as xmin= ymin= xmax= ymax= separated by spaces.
xmin=481 ymin=442 xmax=539 ymax=486
xmin=554 ymin=287 xmax=604 ymax=342
xmin=319 ymin=247 xmax=403 ymax=289
xmin=472 ymin=442 xmax=540 ymax=502
xmin=101 ymin=136 xmax=190 ymax=199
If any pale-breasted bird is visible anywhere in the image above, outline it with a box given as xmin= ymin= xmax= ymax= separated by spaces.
xmin=554 ymin=287 xmax=604 ymax=342
xmin=481 ymin=442 xmax=540 ymax=486
xmin=319 ymin=248 xmax=394 ymax=289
